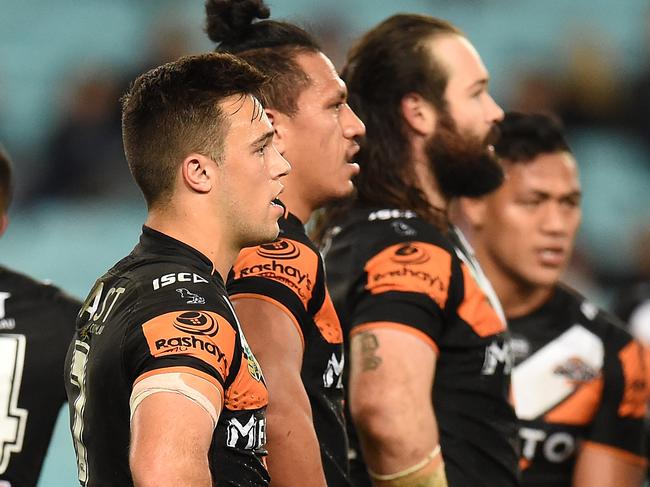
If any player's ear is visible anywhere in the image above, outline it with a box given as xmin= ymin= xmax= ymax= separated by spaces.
xmin=401 ymin=92 xmax=436 ymax=137
xmin=457 ymin=196 xmax=487 ymax=229
xmin=181 ymin=153 xmax=213 ymax=194
xmin=264 ymin=108 xmax=287 ymax=155
xmin=0 ymin=213 xmax=8 ymax=237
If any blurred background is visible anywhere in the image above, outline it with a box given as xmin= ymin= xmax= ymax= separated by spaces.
xmin=1 ymin=0 xmax=649 ymax=485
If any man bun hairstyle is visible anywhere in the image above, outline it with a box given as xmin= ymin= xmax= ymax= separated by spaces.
xmin=205 ymin=0 xmax=320 ymax=116
xmin=121 ymin=52 xmax=267 ymax=209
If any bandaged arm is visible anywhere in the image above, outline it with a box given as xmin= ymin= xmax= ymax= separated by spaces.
xmin=129 ymin=370 xmax=223 ymax=487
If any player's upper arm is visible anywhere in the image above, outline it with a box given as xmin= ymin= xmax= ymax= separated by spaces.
xmin=129 ymin=371 xmax=222 ymax=487
xmin=575 ymin=338 xmax=648 ymax=487
xmin=348 ymin=323 xmax=438 ymax=474
xmin=573 ymin=441 xmax=646 ymax=487
xmin=232 ymin=297 xmax=304 ymax=389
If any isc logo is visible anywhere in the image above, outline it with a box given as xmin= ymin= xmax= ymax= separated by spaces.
xmin=152 ymin=273 xmax=209 ymax=290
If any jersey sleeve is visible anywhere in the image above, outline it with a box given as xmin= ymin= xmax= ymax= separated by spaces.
xmin=350 ymin=241 xmax=454 ymax=351
xmin=229 ymin=238 xmax=319 ymax=340
xmin=123 ymin=282 xmax=239 ymax=397
xmin=584 ymin=337 xmax=647 ymax=464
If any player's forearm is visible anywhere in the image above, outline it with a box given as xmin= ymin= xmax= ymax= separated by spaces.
xmin=265 ymin=407 xmax=327 ymax=487
xmin=352 ymin=396 xmax=440 ymax=475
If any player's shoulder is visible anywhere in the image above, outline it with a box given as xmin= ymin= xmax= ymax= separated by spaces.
xmin=331 ymin=207 xmax=454 ymax=258
xmin=557 ymin=284 xmax=634 ymax=347
xmin=0 ymin=264 xmax=81 ymax=309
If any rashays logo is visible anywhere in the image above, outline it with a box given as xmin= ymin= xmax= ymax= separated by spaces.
xmin=391 ymin=243 xmax=430 ymax=265
xmin=256 ymin=240 xmax=300 ymax=260
xmin=173 ymin=311 xmax=219 ymax=336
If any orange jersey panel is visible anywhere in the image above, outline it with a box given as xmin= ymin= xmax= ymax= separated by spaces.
xmin=543 ymin=376 xmax=603 ymax=425
xmin=225 ymin=351 xmax=268 ymax=411
xmin=232 ymin=239 xmax=318 ymax=308
xmin=141 ymin=310 xmax=236 ymax=381
xmin=618 ymin=341 xmax=648 ymax=418
xmin=457 ymin=263 xmax=506 ymax=337
xmin=314 ymin=289 xmax=343 ymax=344
xmin=364 ymin=242 xmax=451 ymax=309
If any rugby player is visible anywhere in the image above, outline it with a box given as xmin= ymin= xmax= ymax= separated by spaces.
xmin=456 ymin=112 xmax=647 ymax=487
xmin=205 ymin=1 xmax=365 ymax=485
xmin=63 ymin=53 xmax=290 ymax=486
xmin=318 ymin=14 xmax=518 ymax=487
xmin=0 ymin=146 xmax=81 ymax=487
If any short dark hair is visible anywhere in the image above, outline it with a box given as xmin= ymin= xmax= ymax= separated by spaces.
xmin=0 ymin=145 xmax=13 ymax=214
xmin=495 ymin=112 xmax=571 ymax=164
xmin=205 ymin=0 xmax=320 ymax=116
xmin=341 ymin=14 xmax=462 ymax=223
xmin=121 ymin=52 xmax=267 ymax=208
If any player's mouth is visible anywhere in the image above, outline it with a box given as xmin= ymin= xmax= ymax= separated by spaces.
xmin=536 ymin=246 xmax=566 ymax=267
xmin=270 ymin=191 xmax=285 ymax=215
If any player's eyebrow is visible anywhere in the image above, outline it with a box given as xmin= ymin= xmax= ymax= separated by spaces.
xmin=251 ymin=130 xmax=275 ymax=148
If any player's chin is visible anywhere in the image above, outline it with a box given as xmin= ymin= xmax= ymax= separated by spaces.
xmin=528 ymin=268 xmax=563 ymax=289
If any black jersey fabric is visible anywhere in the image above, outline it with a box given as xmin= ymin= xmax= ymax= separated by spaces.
xmin=510 ymin=285 xmax=647 ymax=487
xmin=0 ymin=266 xmax=80 ymax=487
xmin=63 ymin=226 xmax=269 ymax=487
xmin=229 ymin=211 xmax=350 ymax=486
xmin=322 ymin=207 xmax=519 ymax=487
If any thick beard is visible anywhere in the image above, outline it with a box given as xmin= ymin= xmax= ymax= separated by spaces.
xmin=426 ymin=112 xmax=504 ymax=199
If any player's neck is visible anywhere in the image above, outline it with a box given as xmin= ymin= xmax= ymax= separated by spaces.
xmin=493 ymin=274 xmax=554 ymax=319
xmin=275 ymin=186 xmax=313 ymax=225
xmin=412 ymin=155 xmax=447 ymax=211
xmin=145 ymin=208 xmax=237 ymax=282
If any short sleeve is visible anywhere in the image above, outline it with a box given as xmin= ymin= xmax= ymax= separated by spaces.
xmin=124 ymin=307 xmax=238 ymax=395
xmin=229 ymin=238 xmax=319 ymax=332
xmin=585 ymin=339 xmax=647 ymax=462
xmin=351 ymin=241 xmax=453 ymax=349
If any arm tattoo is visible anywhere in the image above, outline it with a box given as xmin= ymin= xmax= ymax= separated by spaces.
xmin=359 ymin=332 xmax=382 ymax=371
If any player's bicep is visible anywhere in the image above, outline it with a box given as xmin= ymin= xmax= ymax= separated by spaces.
xmin=573 ymin=441 xmax=646 ymax=487
xmin=348 ymin=323 xmax=438 ymax=473
xmin=232 ymin=297 xmax=304 ymax=372
xmin=129 ymin=381 xmax=219 ymax=484
xmin=130 ymin=370 xmax=223 ymax=429
xmin=349 ymin=323 xmax=437 ymax=411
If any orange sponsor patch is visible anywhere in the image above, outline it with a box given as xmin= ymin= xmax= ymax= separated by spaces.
xmin=618 ymin=341 xmax=647 ymax=418
xmin=543 ymin=376 xmax=603 ymax=425
xmin=233 ymin=239 xmax=318 ymax=308
xmin=225 ymin=352 xmax=269 ymax=411
xmin=364 ymin=242 xmax=451 ymax=308
xmin=141 ymin=310 xmax=236 ymax=380
xmin=457 ymin=263 xmax=506 ymax=337
xmin=314 ymin=290 xmax=343 ymax=344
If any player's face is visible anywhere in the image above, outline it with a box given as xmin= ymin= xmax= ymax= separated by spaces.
xmin=479 ymin=152 xmax=582 ymax=289
xmin=219 ymin=95 xmax=291 ymax=247
xmin=279 ymin=52 xmax=365 ymax=208
xmin=433 ymin=34 xmax=504 ymax=142
xmin=424 ymin=35 xmax=505 ymax=199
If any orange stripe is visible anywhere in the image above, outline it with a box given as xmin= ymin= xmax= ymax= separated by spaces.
xmin=543 ymin=377 xmax=603 ymax=425
xmin=618 ymin=341 xmax=648 ymax=418
xmin=519 ymin=458 xmax=531 ymax=471
xmin=351 ymin=321 xmax=439 ymax=355
xmin=581 ymin=441 xmax=648 ymax=468
xmin=230 ymin=292 xmax=305 ymax=350
xmin=134 ymin=365 xmax=224 ymax=400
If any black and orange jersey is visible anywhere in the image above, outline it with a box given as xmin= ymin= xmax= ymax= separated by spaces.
xmin=228 ymin=211 xmax=349 ymax=486
xmin=322 ymin=207 xmax=519 ymax=487
xmin=0 ymin=267 xmax=81 ymax=487
xmin=63 ymin=226 xmax=269 ymax=487
xmin=510 ymin=284 xmax=647 ymax=487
